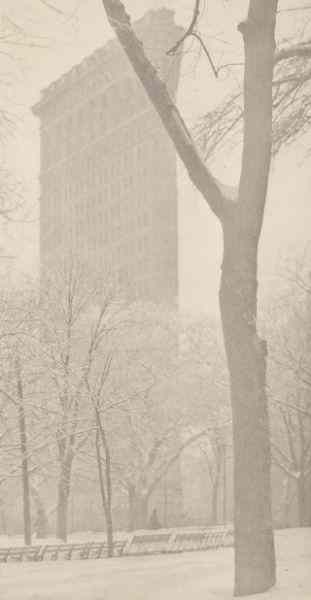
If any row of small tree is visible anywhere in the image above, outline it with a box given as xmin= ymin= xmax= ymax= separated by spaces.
xmin=0 ymin=253 xmax=309 ymax=552
xmin=0 ymin=261 xmax=230 ymax=553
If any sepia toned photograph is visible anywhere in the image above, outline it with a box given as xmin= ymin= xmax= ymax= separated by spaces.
xmin=0 ymin=1 xmax=310 ymax=598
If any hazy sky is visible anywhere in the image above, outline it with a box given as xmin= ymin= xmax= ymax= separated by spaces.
xmin=0 ymin=0 xmax=310 ymax=315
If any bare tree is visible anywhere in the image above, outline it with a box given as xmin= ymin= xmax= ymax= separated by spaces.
xmin=14 ymin=354 xmax=32 ymax=545
xmin=271 ymin=398 xmax=311 ymax=526
xmin=38 ymin=262 xmax=100 ymax=541
xmin=0 ymin=364 xmax=33 ymax=544
xmin=112 ymin=309 xmax=225 ymax=531
xmin=83 ymin=303 xmax=120 ymax=557
xmin=196 ymin=5 xmax=311 ymax=158
xmin=0 ymin=290 xmax=44 ymax=544
xmin=99 ymin=1 xmax=279 ymax=594
xmin=267 ymin=250 xmax=311 ymax=527
xmin=198 ymin=430 xmax=227 ymax=525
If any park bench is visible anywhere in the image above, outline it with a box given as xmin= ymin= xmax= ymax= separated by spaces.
xmin=87 ymin=540 xmax=126 ymax=559
xmin=0 ymin=546 xmax=42 ymax=562
xmin=93 ymin=540 xmax=126 ymax=559
xmin=170 ymin=530 xmax=207 ymax=553
xmin=38 ymin=543 xmax=94 ymax=561
xmin=36 ymin=543 xmax=92 ymax=561
xmin=222 ymin=525 xmax=234 ymax=547
xmin=170 ymin=526 xmax=232 ymax=553
xmin=39 ymin=542 xmax=97 ymax=561
xmin=38 ymin=539 xmax=126 ymax=561
xmin=204 ymin=526 xmax=233 ymax=549
xmin=113 ymin=539 xmax=127 ymax=556
xmin=0 ymin=548 xmax=10 ymax=562
xmin=126 ymin=532 xmax=171 ymax=555
xmin=205 ymin=527 xmax=225 ymax=549
xmin=0 ymin=528 xmax=232 ymax=563
xmin=39 ymin=544 xmax=70 ymax=561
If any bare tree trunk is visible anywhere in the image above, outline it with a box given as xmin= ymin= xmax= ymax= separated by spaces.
xmin=106 ymin=512 xmax=113 ymax=557
xmin=18 ymin=401 xmax=32 ymax=546
xmin=128 ymin=485 xmax=149 ymax=531
xmin=31 ymin=485 xmax=49 ymax=539
xmin=220 ymin=224 xmax=275 ymax=596
xmin=306 ymin=475 xmax=311 ymax=525
xmin=95 ymin=428 xmax=114 ymax=557
xmin=283 ymin=476 xmax=292 ymax=528
xmin=56 ymin=459 xmax=72 ymax=542
xmin=297 ymin=474 xmax=311 ymax=527
xmin=56 ymin=483 xmax=69 ymax=542
xmin=296 ymin=408 xmax=311 ymax=527
xmin=163 ymin=477 xmax=168 ymax=528
xmin=211 ymin=477 xmax=219 ymax=525
xmin=100 ymin=1 xmax=278 ymax=594
xmin=223 ymin=444 xmax=227 ymax=523
xmin=220 ymin=3 xmax=277 ymax=594
xmin=210 ymin=447 xmax=222 ymax=525
xmin=16 ymin=358 xmax=32 ymax=546
xmin=0 ymin=501 xmax=7 ymax=535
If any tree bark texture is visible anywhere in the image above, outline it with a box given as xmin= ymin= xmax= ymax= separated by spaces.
xmin=225 ymin=6 xmax=278 ymax=594
xmin=220 ymin=222 xmax=275 ymax=595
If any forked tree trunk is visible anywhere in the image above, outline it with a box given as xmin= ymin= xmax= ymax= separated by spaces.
xmin=223 ymin=3 xmax=277 ymax=594
xmin=220 ymin=222 xmax=275 ymax=596
xmin=100 ymin=0 xmax=278 ymax=595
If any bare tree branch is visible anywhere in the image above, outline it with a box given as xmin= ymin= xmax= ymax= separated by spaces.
xmin=275 ymin=40 xmax=311 ymax=63
xmin=100 ymin=0 xmax=231 ymax=219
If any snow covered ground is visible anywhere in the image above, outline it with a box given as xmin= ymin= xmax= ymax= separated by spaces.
xmin=0 ymin=528 xmax=310 ymax=599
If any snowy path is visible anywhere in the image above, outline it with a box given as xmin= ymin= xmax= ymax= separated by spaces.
xmin=0 ymin=529 xmax=310 ymax=599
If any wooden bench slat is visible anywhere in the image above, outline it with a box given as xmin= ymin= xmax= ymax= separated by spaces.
xmin=127 ymin=532 xmax=171 ymax=555
xmin=0 ymin=549 xmax=10 ymax=563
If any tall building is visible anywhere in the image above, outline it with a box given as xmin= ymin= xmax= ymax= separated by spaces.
xmin=33 ymin=9 xmax=183 ymax=304
xmin=33 ymin=8 xmax=185 ymax=529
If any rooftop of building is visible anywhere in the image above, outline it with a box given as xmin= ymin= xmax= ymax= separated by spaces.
xmin=33 ymin=8 xmax=182 ymax=117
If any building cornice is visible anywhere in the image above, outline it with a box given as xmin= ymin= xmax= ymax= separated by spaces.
xmin=32 ymin=8 xmax=181 ymax=119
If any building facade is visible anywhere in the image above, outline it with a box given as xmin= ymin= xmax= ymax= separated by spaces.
xmin=33 ymin=9 xmax=183 ymax=304
xmin=33 ymin=8 xmax=186 ymax=530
